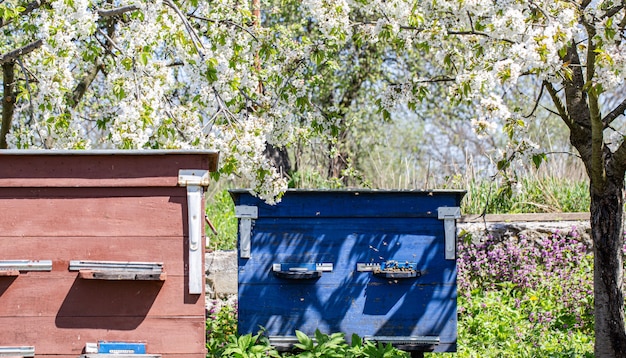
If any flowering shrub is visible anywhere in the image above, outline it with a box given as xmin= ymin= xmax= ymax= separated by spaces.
xmin=451 ymin=227 xmax=595 ymax=357
xmin=206 ymin=300 xmax=238 ymax=356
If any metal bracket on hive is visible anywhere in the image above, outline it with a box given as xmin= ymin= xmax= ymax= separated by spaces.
xmin=272 ymin=263 xmax=333 ymax=280
xmin=69 ymin=261 xmax=166 ymax=281
xmin=0 ymin=346 xmax=35 ymax=357
xmin=235 ymin=205 xmax=258 ymax=259
xmin=437 ymin=206 xmax=461 ymax=260
xmin=178 ymin=169 xmax=210 ymax=294
xmin=0 ymin=260 xmax=52 ymax=277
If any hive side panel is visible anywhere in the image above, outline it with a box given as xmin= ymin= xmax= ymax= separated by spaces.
xmin=0 ymin=153 xmax=217 ymax=187
xmin=0 ymin=273 xmax=201 ymax=317
xmin=236 ymin=190 xmax=461 ymax=353
xmin=0 ymin=316 xmax=206 ymax=355
xmin=0 ymin=153 xmax=211 ymax=358
xmin=0 ymin=188 xmax=187 ymax=238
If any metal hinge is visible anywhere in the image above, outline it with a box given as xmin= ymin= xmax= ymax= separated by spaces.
xmin=178 ymin=169 xmax=210 ymax=294
xmin=235 ymin=205 xmax=258 ymax=259
xmin=438 ymin=206 xmax=461 ymax=260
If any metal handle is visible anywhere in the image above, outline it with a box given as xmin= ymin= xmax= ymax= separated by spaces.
xmin=273 ymin=269 xmax=322 ymax=280
xmin=272 ymin=263 xmax=332 ymax=280
xmin=373 ymin=270 xmax=421 ymax=279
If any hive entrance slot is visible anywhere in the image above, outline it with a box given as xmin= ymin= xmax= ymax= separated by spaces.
xmin=69 ymin=261 xmax=166 ymax=281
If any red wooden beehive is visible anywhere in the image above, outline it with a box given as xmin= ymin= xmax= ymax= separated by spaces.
xmin=0 ymin=150 xmax=219 ymax=358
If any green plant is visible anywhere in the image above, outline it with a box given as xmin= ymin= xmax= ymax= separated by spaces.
xmin=293 ymin=329 xmax=348 ymax=358
xmin=221 ymin=333 xmax=280 ymax=358
xmin=206 ymin=302 xmax=238 ymax=356
xmin=356 ymin=337 xmax=410 ymax=358
xmin=205 ymin=189 xmax=237 ymax=251
xmin=460 ymin=176 xmax=590 ymax=215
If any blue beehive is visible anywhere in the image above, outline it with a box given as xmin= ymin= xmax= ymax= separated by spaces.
xmin=231 ymin=189 xmax=465 ymax=353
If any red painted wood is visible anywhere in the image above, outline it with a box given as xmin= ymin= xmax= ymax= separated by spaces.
xmin=0 ymin=192 xmax=188 ymax=237
xmin=0 ymin=152 xmax=218 ymax=187
xmin=0 ymin=274 xmax=202 ymax=317
xmin=0 ymin=151 xmax=216 ymax=358
xmin=0 ymin=236 xmax=197 ymax=276
xmin=0 ymin=317 xmax=206 ymax=354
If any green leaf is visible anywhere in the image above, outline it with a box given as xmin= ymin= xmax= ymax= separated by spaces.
xmin=294 ymin=330 xmax=314 ymax=351
xmin=121 ymin=57 xmax=133 ymax=71
xmin=311 ymin=50 xmax=324 ymax=66
xmin=531 ymin=153 xmax=546 ymax=169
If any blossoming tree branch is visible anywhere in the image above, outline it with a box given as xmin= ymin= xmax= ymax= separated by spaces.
xmin=1 ymin=0 xmax=626 ymax=356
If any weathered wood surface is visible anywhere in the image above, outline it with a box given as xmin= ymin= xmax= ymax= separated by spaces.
xmin=0 ymin=237 xmax=191 ymax=276
xmin=0 ymin=152 xmax=213 ymax=358
xmin=0 ymin=151 xmax=218 ymax=187
xmin=234 ymin=190 xmax=462 ymax=353
xmin=0 ymin=317 xmax=206 ymax=354
xmin=0 ymin=190 xmax=188 ymax=237
xmin=0 ymin=274 xmax=200 ymax=317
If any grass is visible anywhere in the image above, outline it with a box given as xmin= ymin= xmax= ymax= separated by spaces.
xmin=205 ymin=188 xmax=238 ymax=251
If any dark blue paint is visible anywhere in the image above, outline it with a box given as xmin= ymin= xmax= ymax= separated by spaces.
xmin=231 ymin=189 xmax=465 ymax=353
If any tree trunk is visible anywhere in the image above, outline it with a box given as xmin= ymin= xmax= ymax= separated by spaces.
xmin=264 ymin=143 xmax=292 ymax=178
xmin=1 ymin=61 xmax=15 ymax=149
xmin=591 ymin=177 xmax=626 ymax=356
xmin=327 ymin=140 xmax=349 ymax=185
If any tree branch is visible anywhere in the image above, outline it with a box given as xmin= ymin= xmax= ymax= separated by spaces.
xmin=543 ymin=81 xmax=570 ymax=125
xmin=0 ymin=39 xmax=43 ymax=65
xmin=163 ymin=0 xmax=205 ymax=57
xmin=97 ymin=5 xmax=139 ymax=18
xmin=188 ymin=14 xmax=259 ymax=43
xmin=612 ymin=139 xmax=626 ymax=174
xmin=67 ymin=64 xmax=103 ymax=108
xmin=603 ymin=97 xmax=626 ymax=127
xmin=0 ymin=0 xmax=48 ymax=28
xmin=603 ymin=4 xmax=625 ymax=19
xmin=524 ymin=81 xmax=545 ymax=118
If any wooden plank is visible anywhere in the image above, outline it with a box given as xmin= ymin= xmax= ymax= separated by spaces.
xmin=0 ymin=236 xmax=202 ymax=276
xmin=78 ymin=270 xmax=167 ymax=281
xmin=0 ymin=152 xmax=218 ymax=188
xmin=0 ymin=274 xmax=203 ymax=317
xmin=460 ymin=212 xmax=591 ymax=223
xmin=0 ymin=316 xmax=206 ymax=355
xmin=231 ymin=189 xmax=464 ymax=218
xmin=0 ymin=193 xmax=188 ymax=237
